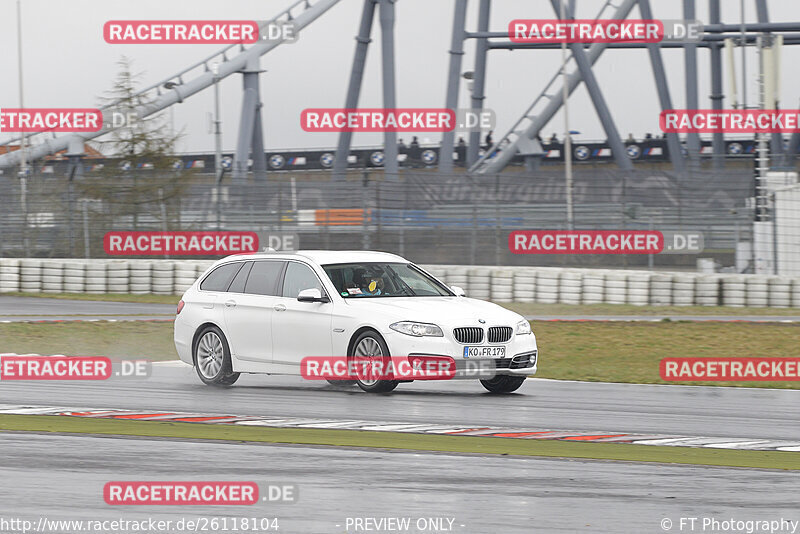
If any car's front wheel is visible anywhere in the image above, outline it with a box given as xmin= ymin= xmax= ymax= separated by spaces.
xmin=194 ymin=326 xmax=240 ymax=386
xmin=480 ymin=375 xmax=526 ymax=393
xmin=350 ymin=331 xmax=398 ymax=393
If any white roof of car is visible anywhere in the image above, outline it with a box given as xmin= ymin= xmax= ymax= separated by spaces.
xmin=223 ymin=250 xmax=410 ymax=265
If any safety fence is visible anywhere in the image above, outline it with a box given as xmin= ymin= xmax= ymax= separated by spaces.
xmin=0 ymin=167 xmax=772 ymax=269
xmin=1 ymin=258 xmax=799 ymax=308
xmin=2 ymin=166 xmax=798 ymax=274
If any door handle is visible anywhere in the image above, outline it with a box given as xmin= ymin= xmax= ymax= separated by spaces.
xmin=274 ymin=303 xmax=287 ymax=312
xmin=224 ymin=300 xmax=237 ymax=308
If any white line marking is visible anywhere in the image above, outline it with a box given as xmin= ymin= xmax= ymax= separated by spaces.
xmin=0 ymin=402 xmax=796 ymax=451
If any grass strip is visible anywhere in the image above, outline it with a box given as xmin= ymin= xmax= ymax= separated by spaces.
xmin=0 ymin=415 xmax=798 ymax=470
xmin=534 ymin=321 xmax=800 ymax=388
xmin=0 ymin=321 xmax=177 ymax=361
xmin=1 ymin=321 xmax=798 ymax=386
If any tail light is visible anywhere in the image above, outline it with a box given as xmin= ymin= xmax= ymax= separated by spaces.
xmin=176 ymin=300 xmax=185 ymax=315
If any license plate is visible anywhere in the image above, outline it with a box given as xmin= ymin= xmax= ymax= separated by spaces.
xmin=463 ymin=346 xmax=506 ymax=358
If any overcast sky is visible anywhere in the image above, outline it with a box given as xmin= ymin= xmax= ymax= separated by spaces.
xmin=1 ymin=0 xmax=798 ymax=154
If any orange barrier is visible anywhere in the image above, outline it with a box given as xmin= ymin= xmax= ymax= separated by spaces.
xmin=314 ymin=208 xmax=369 ymax=226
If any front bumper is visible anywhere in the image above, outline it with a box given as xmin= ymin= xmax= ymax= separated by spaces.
xmin=384 ymin=330 xmax=538 ymax=379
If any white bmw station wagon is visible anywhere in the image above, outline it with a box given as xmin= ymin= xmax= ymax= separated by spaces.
xmin=174 ymin=250 xmax=537 ymax=393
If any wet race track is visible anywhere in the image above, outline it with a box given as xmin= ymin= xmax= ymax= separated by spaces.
xmin=1 ymin=296 xmax=799 ymax=532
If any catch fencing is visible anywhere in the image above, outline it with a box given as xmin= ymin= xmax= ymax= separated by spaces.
xmin=0 ymin=166 xmax=797 ymax=274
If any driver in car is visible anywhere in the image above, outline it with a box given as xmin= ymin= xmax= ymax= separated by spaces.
xmin=352 ymin=268 xmax=384 ymax=296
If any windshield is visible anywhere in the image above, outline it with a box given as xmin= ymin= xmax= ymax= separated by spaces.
xmin=322 ymin=262 xmax=453 ymax=298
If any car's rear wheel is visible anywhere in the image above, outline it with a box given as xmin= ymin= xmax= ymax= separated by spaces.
xmin=480 ymin=375 xmax=526 ymax=393
xmin=194 ymin=326 xmax=240 ymax=386
xmin=350 ymin=331 xmax=398 ymax=393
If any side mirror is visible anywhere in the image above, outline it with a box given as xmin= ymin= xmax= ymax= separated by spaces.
xmin=450 ymin=285 xmax=466 ymax=297
xmin=297 ymin=287 xmax=330 ymax=303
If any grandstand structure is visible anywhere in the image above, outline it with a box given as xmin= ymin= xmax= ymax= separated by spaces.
xmin=0 ymin=0 xmax=798 ymax=177
xmin=445 ymin=0 xmax=800 ymax=175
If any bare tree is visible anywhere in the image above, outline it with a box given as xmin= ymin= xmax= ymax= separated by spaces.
xmin=76 ymin=56 xmax=191 ymax=242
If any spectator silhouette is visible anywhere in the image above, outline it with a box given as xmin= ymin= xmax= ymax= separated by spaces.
xmin=456 ymin=136 xmax=467 ymax=166
xmin=408 ymin=136 xmax=422 ymax=167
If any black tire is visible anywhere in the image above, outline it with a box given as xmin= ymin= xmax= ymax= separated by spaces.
xmin=217 ymin=373 xmax=241 ymax=386
xmin=326 ymin=379 xmax=358 ymax=387
xmin=480 ymin=375 xmax=526 ymax=394
xmin=193 ymin=325 xmax=240 ymax=386
xmin=349 ymin=331 xmax=398 ymax=393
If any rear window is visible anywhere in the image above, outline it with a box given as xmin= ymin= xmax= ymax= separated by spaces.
xmin=244 ymin=261 xmax=285 ymax=296
xmin=199 ymin=262 xmax=244 ymax=292
xmin=227 ymin=261 xmax=253 ymax=293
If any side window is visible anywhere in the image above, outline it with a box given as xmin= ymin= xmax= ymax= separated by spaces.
xmin=199 ymin=262 xmax=244 ymax=292
xmin=227 ymin=261 xmax=253 ymax=293
xmin=244 ymin=261 xmax=285 ymax=296
xmin=282 ymin=262 xmax=323 ymax=298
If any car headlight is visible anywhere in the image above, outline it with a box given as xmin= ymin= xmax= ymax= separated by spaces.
xmin=390 ymin=321 xmax=444 ymax=337
xmin=516 ymin=320 xmax=532 ymax=335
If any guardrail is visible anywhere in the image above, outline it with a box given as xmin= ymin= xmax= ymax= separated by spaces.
xmin=1 ymin=258 xmax=799 ymax=308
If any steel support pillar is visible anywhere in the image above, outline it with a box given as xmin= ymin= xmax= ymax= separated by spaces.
xmin=553 ymin=0 xmax=632 ymax=171
xmin=378 ymin=0 xmax=398 ymax=178
xmin=439 ymin=0 xmax=469 ymax=175
xmin=477 ymin=0 xmax=638 ymax=174
xmin=233 ymin=57 xmax=266 ymax=182
xmin=787 ymin=126 xmax=800 ymax=166
xmin=639 ymin=0 xmax=685 ymax=172
xmin=683 ymin=0 xmax=701 ymax=171
xmin=709 ymin=0 xmax=725 ymax=169
xmin=333 ymin=0 xmax=376 ymax=179
xmin=755 ymin=0 xmax=784 ymax=161
xmin=467 ymin=0 xmax=491 ymax=167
